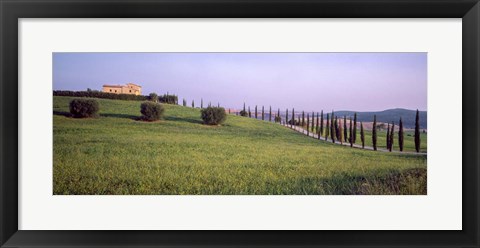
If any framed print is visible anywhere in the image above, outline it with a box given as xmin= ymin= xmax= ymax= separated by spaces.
xmin=1 ymin=0 xmax=479 ymax=247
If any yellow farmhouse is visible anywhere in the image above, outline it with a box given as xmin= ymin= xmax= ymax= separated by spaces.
xmin=102 ymin=83 xmax=142 ymax=95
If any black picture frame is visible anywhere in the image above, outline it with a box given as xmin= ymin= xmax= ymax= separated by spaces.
xmin=1 ymin=0 xmax=479 ymax=247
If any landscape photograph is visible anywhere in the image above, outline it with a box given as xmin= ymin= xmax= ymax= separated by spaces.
xmin=53 ymin=52 xmax=427 ymax=195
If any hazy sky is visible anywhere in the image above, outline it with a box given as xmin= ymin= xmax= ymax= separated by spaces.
xmin=53 ymin=53 xmax=427 ymax=112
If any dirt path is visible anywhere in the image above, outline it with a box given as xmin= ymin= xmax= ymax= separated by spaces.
xmin=280 ymin=123 xmax=427 ymax=156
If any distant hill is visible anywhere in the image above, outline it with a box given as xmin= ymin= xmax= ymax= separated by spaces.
xmin=334 ymin=109 xmax=427 ymax=129
xmin=262 ymin=108 xmax=426 ymax=130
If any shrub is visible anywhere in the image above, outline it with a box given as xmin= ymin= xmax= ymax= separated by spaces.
xmin=148 ymin=93 xmax=158 ymax=102
xmin=275 ymin=115 xmax=281 ymax=123
xmin=140 ymin=101 xmax=165 ymax=121
xmin=201 ymin=107 xmax=227 ymax=125
xmin=288 ymin=119 xmax=300 ymax=125
xmin=69 ymin=99 xmax=99 ymax=118
xmin=239 ymin=110 xmax=248 ymax=117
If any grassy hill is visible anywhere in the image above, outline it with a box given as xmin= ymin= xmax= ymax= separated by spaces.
xmin=53 ymin=96 xmax=427 ymax=195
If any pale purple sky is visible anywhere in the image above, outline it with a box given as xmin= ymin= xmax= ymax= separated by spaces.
xmin=53 ymin=53 xmax=427 ymax=112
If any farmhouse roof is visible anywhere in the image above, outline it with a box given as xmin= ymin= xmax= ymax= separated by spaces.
xmin=103 ymin=84 xmax=123 ymax=88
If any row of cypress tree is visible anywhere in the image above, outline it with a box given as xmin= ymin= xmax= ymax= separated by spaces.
xmin=371 ymin=110 xmax=421 ymax=152
xmin=239 ymin=104 xmax=283 ymax=123
xmin=238 ymin=104 xmax=422 ymax=153
xmin=176 ymin=97 xmax=225 ymax=110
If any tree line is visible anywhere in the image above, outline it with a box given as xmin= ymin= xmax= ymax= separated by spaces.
xmin=54 ymin=90 xmax=181 ymax=104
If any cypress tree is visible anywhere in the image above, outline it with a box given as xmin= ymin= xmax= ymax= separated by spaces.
xmin=243 ymin=102 xmax=246 ymax=113
xmin=302 ymin=111 xmax=305 ymax=127
xmin=192 ymin=100 xmax=194 ymax=108
xmin=261 ymin=106 xmax=264 ymax=120
xmin=320 ymin=110 xmax=324 ymax=139
xmin=255 ymin=105 xmax=258 ymax=119
xmin=338 ymin=118 xmax=343 ymax=144
xmin=389 ymin=121 xmax=395 ymax=152
xmin=360 ymin=122 xmax=365 ymax=148
xmin=310 ymin=111 xmax=315 ymax=133
xmin=291 ymin=108 xmax=295 ymax=128
xmin=277 ymin=108 xmax=280 ymax=123
xmin=399 ymin=118 xmax=404 ymax=152
xmin=336 ymin=117 xmax=341 ymax=141
xmin=349 ymin=117 xmax=353 ymax=147
xmin=183 ymin=99 xmax=186 ymax=106
xmin=372 ymin=115 xmax=377 ymax=151
xmin=313 ymin=113 xmax=316 ymax=132
xmin=313 ymin=112 xmax=316 ymax=134
xmin=201 ymin=98 xmax=203 ymax=109
xmin=325 ymin=113 xmax=329 ymax=141
xmin=309 ymin=112 xmax=313 ymax=132
xmin=316 ymin=112 xmax=320 ymax=138
xmin=386 ymin=123 xmax=390 ymax=150
xmin=306 ymin=113 xmax=310 ymax=136
xmin=286 ymin=109 xmax=289 ymax=126
xmin=269 ymin=106 xmax=272 ymax=122
xmin=353 ymin=113 xmax=357 ymax=143
xmin=331 ymin=116 xmax=336 ymax=142
xmin=337 ymin=117 xmax=342 ymax=141
xmin=312 ymin=112 xmax=315 ymax=133
xmin=248 ymin=106 xmax=251 ymax=118
xmin=217 ymin=102 xmax=220 ymax=108
xmin=343 ymin=115 xmax=348 ymax=143
xmin=414 ymin=109 xmax=420 ymax=152
xmin=330 ymin=114 xmax=336 ymax=143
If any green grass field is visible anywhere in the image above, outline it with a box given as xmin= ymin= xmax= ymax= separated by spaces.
xmin=53 ymin=96 xmax=427 ymax=195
